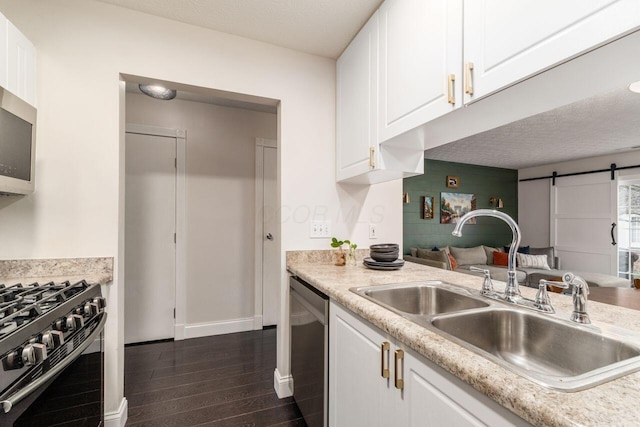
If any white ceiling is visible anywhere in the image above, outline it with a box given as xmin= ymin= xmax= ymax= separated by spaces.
xmin=96 ymin=0 xmax=383 ymax=58
xmin=425 ymin=86 xmax=640 ymax=170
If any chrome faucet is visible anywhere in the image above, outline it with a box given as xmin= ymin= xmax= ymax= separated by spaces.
xmin=452 ymin=209 xmax=522 ymax=302
xmin=540 ymin=273 xmax=591 ymax=324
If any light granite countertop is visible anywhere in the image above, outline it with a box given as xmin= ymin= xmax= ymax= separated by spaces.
xmin=287 ymin=250 xmax=640 ymax=427
xmin=0 ymin=257 xmax=113 ymax=286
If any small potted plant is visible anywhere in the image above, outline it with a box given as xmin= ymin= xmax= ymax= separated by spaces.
xmin=331 ymin=238 xmax=357 ymax=266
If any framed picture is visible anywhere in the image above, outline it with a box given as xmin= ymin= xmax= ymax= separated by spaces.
xmin=422 ymin=196 xmax=434 ymax=219
xmin=441 ymin=192 xmax=476 ymax=224
xmin=446 ymin=176 xmax=459 ymax=188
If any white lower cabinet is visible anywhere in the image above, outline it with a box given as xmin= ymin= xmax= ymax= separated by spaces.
xmin=329 ymin=301 xmax=531 ymax=426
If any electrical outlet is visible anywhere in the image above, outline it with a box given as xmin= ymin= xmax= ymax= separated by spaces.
xmin=369 ymin=223 xmax=378 ymax=239
xmin=310 ymin=220 xmax=331 ymax=238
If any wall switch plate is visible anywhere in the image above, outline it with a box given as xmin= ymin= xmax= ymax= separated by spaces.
xmin=310 ymin=220 xmax=331 ymax=238
xmin=369 ymin=223 xmax=378 ymax=239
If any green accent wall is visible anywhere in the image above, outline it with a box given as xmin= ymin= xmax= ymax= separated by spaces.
xmin=403 ymin=159 xmax=518 ymax=255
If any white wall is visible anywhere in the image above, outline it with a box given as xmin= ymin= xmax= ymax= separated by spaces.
xmin=126 ymin=93 xmax=277 ymax=327
xmin=519 ymin=151 xmax=640 ymax=247
xmin=0 ymin=0 xmax=403 ymax=417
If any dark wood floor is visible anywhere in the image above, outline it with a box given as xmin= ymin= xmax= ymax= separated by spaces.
xmin=124 ymin=328 xmax=306 ymax=427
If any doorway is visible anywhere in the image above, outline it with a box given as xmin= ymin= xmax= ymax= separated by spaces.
xmin=123 ymin=80 xmax=278 ymax=341
xmin=124 ymin=124 xmax=185 ymax=344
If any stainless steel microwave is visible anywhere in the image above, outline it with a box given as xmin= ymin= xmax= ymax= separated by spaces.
xmin=0 ymin=87 xmax=36 ymax=195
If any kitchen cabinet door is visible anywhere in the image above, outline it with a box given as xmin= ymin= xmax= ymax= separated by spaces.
xmin=336 ymin=12 xmax=378 ymax=182
xmin=0 ymin=14 xmax=8 ymax=90
xmin=7 ymin=21 xmax=36 ymax=106
xmin=329 ymin=301 xmax=394 ymax=427
xmin=463 ymin=0 xmax=640 ymax=103
xmin=330 ymin=301 xmax=532 ymax=426
xmin=401 ymin=347 xmax=529 ymax=427
xmin=378 ymin=0 xmax=463 ymax=143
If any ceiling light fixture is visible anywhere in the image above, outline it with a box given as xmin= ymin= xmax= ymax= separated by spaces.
xmin=139 ymin=84 xmax=177 ymax=100
xmin=629 ymin=81 xmax=640 ymax=94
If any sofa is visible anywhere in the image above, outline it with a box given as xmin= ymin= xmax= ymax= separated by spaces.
xmin=405 ymin=245 xmax=630 ymax=288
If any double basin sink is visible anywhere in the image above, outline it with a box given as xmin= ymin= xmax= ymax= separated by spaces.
xmin=351 ymin=281 xmax=640 ymax=391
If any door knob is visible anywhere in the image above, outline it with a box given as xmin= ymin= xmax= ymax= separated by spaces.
xmin=266 ymin=233 xmax=274 ymax=240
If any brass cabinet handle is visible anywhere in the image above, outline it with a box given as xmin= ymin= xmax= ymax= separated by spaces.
xmin=394 ymin=349 xmax=404 ymax=390
xmin=464 ymin=62 xmax=474 ymax=95
xmin=447 ymin=74 xmax=455 ymax=105
xmin=369 ymin=146 xmax=376 ymax=169
xmin=381 ymin=341 xmax=390 ymax=378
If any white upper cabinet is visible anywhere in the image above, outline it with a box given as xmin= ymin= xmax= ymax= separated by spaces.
xmin=336 ymin=12 xmax=379 ymax=182
xmin=0 ymin=15 xmax=8 ymax=90
xmin=463 ymin=0 xmax=640 ymax=103
xmin=336 ymin=10 xmax=424 ymax=184
xmin=0 ymin=11 xmax=36 ymax=107
xmin=337 ymin=0 xmax=640 ymax=183
xmin=6 ymin=21 xmax=36 ymax=107
xmin=378 ymin=0 xmax=462 ymax=143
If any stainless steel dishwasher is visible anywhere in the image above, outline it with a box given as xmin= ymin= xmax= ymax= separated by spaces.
xmin=289 ymin=276 xmax=328 ymax=427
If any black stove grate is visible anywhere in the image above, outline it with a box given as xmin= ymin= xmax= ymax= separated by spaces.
xmin=0 ymin=281 xmax=91 ymax=341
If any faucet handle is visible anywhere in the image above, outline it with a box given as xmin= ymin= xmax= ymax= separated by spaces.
xmin=535 ymin=281 xmax=557 ymax=313
xmin=539 ymin=279 xmax=569 ymax=292
xmin=541 ymin=275 xmax=591 ymax=324
xmin=469 ymin=267 xmax=494 ymax=296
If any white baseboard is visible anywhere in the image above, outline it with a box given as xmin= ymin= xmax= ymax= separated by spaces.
xmin=274 ymin=368 xmax=294 ymax=398
xmin=253 ymin=314 xmax=263 ymax=330
xmin=174 ymin=323 xmax=185 ymax=341
xmin=183 ymin=317 xmax=255 ymax=339
xmin=104 ymin=397 xmax=127 ymax=427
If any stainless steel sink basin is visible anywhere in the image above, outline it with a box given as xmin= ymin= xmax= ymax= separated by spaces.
xmin=351 ymin=281 xmax=640 ymax=391
xmin=352 ymin=282 xmax=489 ymax=316
xmin=432 ymin=308 xmax=640 ymax=391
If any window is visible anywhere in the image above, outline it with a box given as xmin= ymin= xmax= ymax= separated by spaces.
xmin=618 ymin=182 xmax=640 ymax=282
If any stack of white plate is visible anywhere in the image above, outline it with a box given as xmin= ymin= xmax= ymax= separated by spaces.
xmin=364 ymin=244 xmax=404 ymax=270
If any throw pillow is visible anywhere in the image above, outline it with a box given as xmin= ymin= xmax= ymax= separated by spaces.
xmin=449 ymin=246 xmax=487 ymax=266
xmin=504 ymin=245 xmax=530 ymax=254
xmin=529 ymin=247 xmax=555 ymax=269
xmin=416 ymin=248 xmax=452 ymax=270
xmin=410 ymin=247 xmax=417 ymax=257
xmin=448 ymin=254 xmax=458 ymax=270
xmin=482 ymin=245 xmax=501 ymax=264
xmin=517 ymin=253 xmax=551 ymax=270
xmin=493 ymin=251 xmax=508 ymax=266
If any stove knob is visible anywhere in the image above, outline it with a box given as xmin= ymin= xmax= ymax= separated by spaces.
xmin=3 ymin=349 xmax=24 ymax=370
xmin=66 ymin=314 xmax=84 ymax=331
xmin=28 ymin=333 xmax=43 ymax=344
xmin=54 ymin=317 xmax=69 ymax=332
xmin=22 ymin=343 xmax=47 ymax=366
xmin=42 ymin=330 xmax=65 ymax=350
xmin=84 ymin=302 xmax=99 ymax=316
xmin=93 ymin=297 xmax=107 ymax=310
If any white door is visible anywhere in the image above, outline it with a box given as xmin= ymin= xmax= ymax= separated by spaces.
xmin=464 ymin=0 xmax=640 ymax=103
xmin=378 ymin=0 xmax=462 ymax=143
xmin=262 ymin=144 xmax=279 ymax=326
xmin=255 ymin=139 xmax=279 ymax=327
xmin=125 ymin=131 xmax=176 ymax=344
xmin=550 ymin=173 xmax=618 ymax=275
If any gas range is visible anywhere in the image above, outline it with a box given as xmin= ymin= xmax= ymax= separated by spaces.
xmin=0 ymin=280 xmax=106 ymax=422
